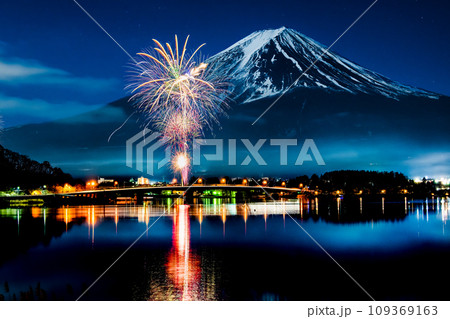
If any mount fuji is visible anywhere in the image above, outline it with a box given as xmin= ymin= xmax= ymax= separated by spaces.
xmin=208 ymin=27 xmax=439 ymax=103
xmin=1 ymin=27 xmax=449 ymax=178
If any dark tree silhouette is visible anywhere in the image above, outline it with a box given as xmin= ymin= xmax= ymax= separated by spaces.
xmin=0 ymin=145 xmax=74 ymax=190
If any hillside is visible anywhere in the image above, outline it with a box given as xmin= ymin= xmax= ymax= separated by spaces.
xmin=0 ymin=145 xmax=74 ymax=190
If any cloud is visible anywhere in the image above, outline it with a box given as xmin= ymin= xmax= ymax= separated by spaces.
xmin=404 ymin=152 xmax=450 ymax=178
xmin=0 ymin=93 xmax=105 ymax=127
xmin=0 ymin=57 xmax=120 ymax=92
xmin=0 ymin=59 xmax=64 ymax=80
xmin=0 ymin=41 xmax=124 ymax=127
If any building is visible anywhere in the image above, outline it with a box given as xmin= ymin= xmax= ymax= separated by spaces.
xmin=137 ymin=176 xmax=150 ymax=185
xmin=98 ymin=177 xmax=114 ymax=184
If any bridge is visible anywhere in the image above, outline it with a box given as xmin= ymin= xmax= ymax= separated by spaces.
xmin=1 ymin=185 xmax=302 ymax=206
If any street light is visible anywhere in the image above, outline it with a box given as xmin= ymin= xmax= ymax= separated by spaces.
xmin=281 ymin=181 xmax=286 ymax=187
xmin=262 ymin=180 xmax=268 ymax=186
xmin=221 ymin=178 xmax=226 ymax=184
xmin=198 ymin=178 xmax=203 ymax=184
xmin=243 ymin=179 xmax=248 ymax=185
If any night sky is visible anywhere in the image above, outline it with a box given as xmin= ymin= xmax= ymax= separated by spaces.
xmin=0 ymin=0 xmax=449 ymax=180
xmin=0 ymin=0 xmax=449 ymax=127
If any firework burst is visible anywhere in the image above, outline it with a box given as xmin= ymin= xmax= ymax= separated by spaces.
xmin=159 ymin=111 xmax=203 ymax=147
xmin=128 ymin=36 xmax=228 ymax=133
xmin=172 ymin=151 xmax=190 ymax=186
xmin=128 ymin=35 xmax=230 ymax=184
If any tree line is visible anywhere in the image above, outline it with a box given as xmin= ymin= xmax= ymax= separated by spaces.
xmin=0 ymin=145 xmax=74 ymax=190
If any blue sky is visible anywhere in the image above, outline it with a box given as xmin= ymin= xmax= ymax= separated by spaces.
xmin=0 ymin=0 xmax=449 ymax=127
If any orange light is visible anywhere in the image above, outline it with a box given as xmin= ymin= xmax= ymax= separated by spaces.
xmin=243 ymin=179 xmax=247 ymax=185
xmin=198 ymin=178 xmax=203 ymax=184
xmin=262 ymin=180 xmax=267 ymax=186
xmin=114 ymin=181 xmax=118 ymax=186
xmin=299 ymin=183 xmax=303 ymax=188
xmin=86 ymin=180 xmax=97 ymax=188
xmin=172 ymin=178 xmax=178 ymax=184
xmin=31 ymin=190 xmax=42 ymax=196
xmin=281 ymin=181 xmax=286 ymax=187
xmin=221 ymin=178 xmax=226 ymax=184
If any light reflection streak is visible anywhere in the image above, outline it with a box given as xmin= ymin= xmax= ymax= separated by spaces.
xmin=243 ymin=204 xmax=248 ymax=235
xmin=264 ymin=202 xmax=267 ymax=232
xmin=91 ymin=206 xmax=95 ymax=244
xmin=337 ymin=197 xmax=341 ymax=216
xmin=17 ymin=209 xmax=20 ymax=235
xmin=43 ymin=208 xmax=46 ymax=235
xmin=222 ymin=206 xmax=226 ymax=237
xmin=300 ymin=197 xmax=303 ymax=220
xmin=115 ymin=207 xmax=118 ymax=234
xmin=198 ymin=206 xmax=203 ymax=237
xmin=65 ymin=207 xmax=69 ymax=232
xmin=165 ymin=205 xmax=201 ymax=301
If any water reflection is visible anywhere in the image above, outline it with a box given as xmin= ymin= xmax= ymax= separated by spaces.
xmin=1 ymin=196 xmax=450 ymax=300
xmin=2 ymin=196 xmax=450 ymax=235
xmin=165 ymin=205 xmax=200 ymax=300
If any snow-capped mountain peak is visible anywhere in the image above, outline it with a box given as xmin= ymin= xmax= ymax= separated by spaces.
xmin=208 ymin=27 xmax=439 ymax=103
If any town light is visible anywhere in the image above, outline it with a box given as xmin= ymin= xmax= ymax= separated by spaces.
xmin=281 ymin=181 xmax=286 ymax=187
xmin=198 ymin=178 xmax=203 ymax=184
xmin=86 ymin=180 xmax=97 ymax=188
xmin=243 ymin=179 xmax=248 ymax=185
xmin=221 ymin=178 xmax=226 ymax=184
xmin=262 ymin=180 xmax=268 ymax=186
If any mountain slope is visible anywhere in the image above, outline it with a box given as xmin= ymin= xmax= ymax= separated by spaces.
xmin=0 ymin=145 xmax=74 ymax=189
xmin=209 ymin=27 xmax=440 ymax=103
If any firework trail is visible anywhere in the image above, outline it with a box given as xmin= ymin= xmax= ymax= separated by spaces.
xmin=128 ymin=35 xmax=229 ymax=184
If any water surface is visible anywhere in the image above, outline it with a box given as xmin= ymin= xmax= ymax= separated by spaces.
xmin=0 ymin=197 xmax=449 ymax=301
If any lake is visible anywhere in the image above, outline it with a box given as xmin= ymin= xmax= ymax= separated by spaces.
xmin=0 ymin=196 xmax=449 ymax=301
